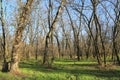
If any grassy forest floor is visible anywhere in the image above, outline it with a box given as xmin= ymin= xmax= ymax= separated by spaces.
xmin=0 ymin=59 xmax=120 ymax=80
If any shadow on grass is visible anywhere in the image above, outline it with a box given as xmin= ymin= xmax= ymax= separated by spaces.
xmin=73 ymin=63 xmax=97 ymax=67
xmin=19 ymin=61 xmax=120 ymax=78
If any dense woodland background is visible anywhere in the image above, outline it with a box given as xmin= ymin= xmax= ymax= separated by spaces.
xmin=0 ymin=0 xmax=120 ymax=79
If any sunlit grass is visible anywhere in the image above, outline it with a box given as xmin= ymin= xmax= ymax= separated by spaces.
xmin=0 ymin=59 xmax=120 ymax=80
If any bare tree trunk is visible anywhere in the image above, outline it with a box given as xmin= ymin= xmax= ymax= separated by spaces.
xmin=10 ymin=0 xmax=33 ymax=73
xmin=112 ymin=0 xmax=120 ymax=65
xmin=60 ymin=16 xmax=72 ymax=59
xmin=65 ymin=6 xmax=81 ymax=61
xmin=35 ymin=38 xmax=38 ymax=60
xmin=86 ymin=36 xmax=91 ymax=59
xmin=112 ymin=22 xmax=120 ymax=65
xmin=0 ymin=0 xmax=9 ymax=72
xmin=91 ymin=0 xmax=102 ymax=65
xmin=54 ymin=32 xmax=61 ymax=59
xmin=48 ymin=0 xmax=54 ymax=61
xmin=43 ymin=0 xmax=66 ymax=64
xmin=95 ymin=14 xmax=106 ymax=66
xmin=113 ymin=38 xmax=120 ymax=64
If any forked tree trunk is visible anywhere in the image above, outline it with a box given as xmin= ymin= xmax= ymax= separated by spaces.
xmin=91 ymin=0 xmax=102 ymax=65
xmin=10 ymin=0 xmax=33 ymax=73
xmin=65 ymin=6 xmax=81 ymax=61
xmin=43 ymin=0 xmax=66 ymax=64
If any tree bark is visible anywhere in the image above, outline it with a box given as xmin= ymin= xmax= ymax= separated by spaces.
xmin=54 ymin=33 xmax=61 ymax=59
xmin=91 ymin=0 xmax=102 ymax=65
xmin=43 ymin=0 xmax=66 ymax=64
xmin=0 ymin=0 xmax=8 ymax=72
xmin=10 ymin=0 xmax=33 ymax=73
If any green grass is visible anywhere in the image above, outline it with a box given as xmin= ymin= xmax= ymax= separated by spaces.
xmin=0 ymin=59 xmax=120 ymax=80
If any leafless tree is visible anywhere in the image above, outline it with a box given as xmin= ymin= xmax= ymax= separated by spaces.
xmin=43 ymin=0 xmax=66 ymax=65
xmin=10 ymin=0 xmax=34 ymax=73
